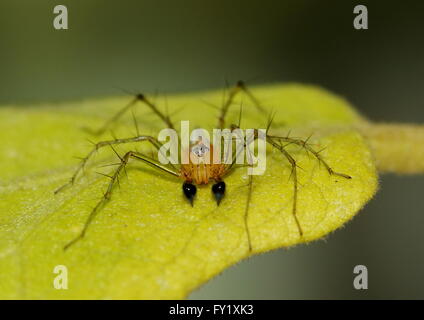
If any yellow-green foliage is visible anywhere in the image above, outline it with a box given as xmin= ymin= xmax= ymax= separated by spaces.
xmin=0 ymin=84 xmax=377 ymax=299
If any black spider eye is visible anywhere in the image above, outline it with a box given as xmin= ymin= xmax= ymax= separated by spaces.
xmin=182 ymin=182 xmax=197 ymax=206
xmin=212 ymin=181 xmax=226 ymax=206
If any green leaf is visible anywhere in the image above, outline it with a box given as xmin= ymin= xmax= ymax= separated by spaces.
xmin=0 ymin=83 xmax=377 ymax=299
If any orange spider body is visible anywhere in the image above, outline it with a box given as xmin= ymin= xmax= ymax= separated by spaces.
xmin=179 ymin=142 xmax=226 ymax=184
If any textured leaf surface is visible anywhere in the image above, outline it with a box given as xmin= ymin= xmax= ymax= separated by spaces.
xmin=0 ymin=84 xmax=377 ymax=299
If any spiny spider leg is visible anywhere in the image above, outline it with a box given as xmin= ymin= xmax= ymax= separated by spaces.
xmin=224 ymin=120 xmax=265 ymax=174
xmin=241 ymin=131 xmax=351 ymax=246
xmin=224 ymin=107 xmax=275 ymax=174
xmin=244 ymin=173 xmax=254 ymax=252
xmin=86 ymin=93 xmax=175 ymax=136
xmin=238 ymin=135 xmax=293 ymax=253
xmin=55 ymin=135 xmax=168 ymax=194
xmin=266 ymin=137 xmax=303 ymax=237
xmin=220 ymin=128 xmax=258 ymax=252
xmin=217 ymin=81 xmax=266 ymax=130
xmin=64 ymin=150 xmax=179 ymax=250
xmin=224 ymin=128 xmax=318 ymax=251
xmin=267 ymin=135 xmax=352 ymax=179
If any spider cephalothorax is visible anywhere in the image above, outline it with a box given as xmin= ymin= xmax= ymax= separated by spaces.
xmin=179 ymin=141 xmax=228 ymax=205
xmin=180 ymin=142 xmax=226 ymax=184
xmin=56 ymin=81 xmax=351 ymax=251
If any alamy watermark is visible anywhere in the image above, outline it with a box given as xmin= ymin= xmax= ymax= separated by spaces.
xmin=156 ymin=121 xmax=267 ymax=175
xmin=53 ymin=5 xmax=68 ymax=30
xmin=353 ymin=264 xmax=368 ymax=290
xmin=53 ymin=265 xmax=68 ymax=290
xmin=353 ymin=5 xmax=368 ymax=30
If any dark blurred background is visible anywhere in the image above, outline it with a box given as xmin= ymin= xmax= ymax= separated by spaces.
xmin=1 ymin=0 xmax=423 ymax=299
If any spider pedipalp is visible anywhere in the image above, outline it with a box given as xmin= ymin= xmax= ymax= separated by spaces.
xmin=212 ymin=181 xmax=226 ymax=206
xmin=182 ymin=182 xmax=197 ymax=206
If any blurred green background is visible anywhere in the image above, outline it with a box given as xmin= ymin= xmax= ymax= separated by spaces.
xmin=1 ymin=0 xmax=423 ymax=299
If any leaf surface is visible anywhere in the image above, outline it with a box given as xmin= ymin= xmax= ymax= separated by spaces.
xmin=0 ymin=84 xmax=377 ymax=299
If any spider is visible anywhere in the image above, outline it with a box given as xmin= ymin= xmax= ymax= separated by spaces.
xmin=56 ymin=81 xmax=351 ymax=251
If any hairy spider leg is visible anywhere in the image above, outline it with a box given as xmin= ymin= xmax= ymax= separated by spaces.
xmin=267 ymin=135 xmax=352 ymax=179
xmin=64 ymin=151 xmax=179 ymax=250
xmin=217 ymin=125 xmax=259 ymax=252
xmin=222 ymin=124 xmax=352 ymax=252
xmin=217 ymin=80 xmax=266 ymax=130
xmin=55 ymin=135 xmax=168 ymax=194
xmin=86 ymin=93 xmax=175 ymax=136
xmin=244 ymin=171 xmax=254 ymax=252
xmin=265 ymin=134 xmax=352 ymax=244
xmin=228 ymin=130 xmax=303 ymax=251
xmin=265 ymin=137 xmax=303 ymax=237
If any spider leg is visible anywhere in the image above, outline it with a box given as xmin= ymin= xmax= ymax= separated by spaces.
xmin=55 ymin=135 xmax=169 ymax=194
xmin=243 ymin=136 xmax=258 ymax=252
xmin=64 ymin=150 xmax=179 ymax=250
xmin=267 ymin=135 xmax=352 ymax=179
xmin=244 ymin=172 xmax=254 ymax=252
xmin=223 ymin=125 xmax=260 ymax=174
xmin=86 ymin=93 xmax=175 ymax=136
xmin=222 ymin=128 xmax=306 ymax=249
xmin=217 ymin=80 xmax=265 ymax=130
xmin=266 ymin=137 xmax=304 ymax=237
xmin=221 ymin=128 xmax=258 ymax=252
